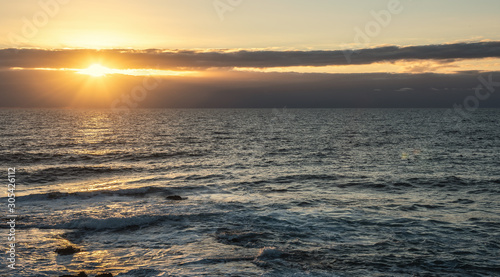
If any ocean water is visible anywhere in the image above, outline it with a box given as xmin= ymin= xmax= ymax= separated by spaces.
xmin=1 ymin=109 xmax=500 ymax=277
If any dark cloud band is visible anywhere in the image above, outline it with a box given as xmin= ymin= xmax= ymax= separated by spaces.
xmin=1 ymin=41 xmax=500 ymax=69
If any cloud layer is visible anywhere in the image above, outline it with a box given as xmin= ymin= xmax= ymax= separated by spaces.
xmin=1 ymin=41 xmax=499 ymax=108
xmin=1 ymin=69 xmax=499 ymax=108
xmin=1 ymin=41 xmax=500 ymax=70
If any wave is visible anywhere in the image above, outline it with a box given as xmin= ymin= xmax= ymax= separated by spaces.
xmin=216 ymin=229 xmax=272 ymax=248
xmin=119 ymin=151 xmax=206 ymax=162
xmin=0 ymin=151 xmax=121 ymax=165
xmin=115 ymin=268 xmax=161 ymax=277
xmin=20 ymin=186 xmax=174 ymax=201
xmin=21 ymin=165 xmax=138 ymax=184
xmin=0 ymin=152 xmax=67 ymax=164
xmin=0 ymin=149 xmax=208 ymax=168
xmin=334 ymin=176 xmax=500 ymax=192
xmin=29 ymin=212 xmax=224 ymax=231
xmin=56 ymin=215 xmax=167 ymax=231
xmin=238 ymin=174 xmax=341 ymax=187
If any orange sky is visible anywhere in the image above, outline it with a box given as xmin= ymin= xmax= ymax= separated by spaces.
xmin=0 ymin=1 xmax=500 ymax=108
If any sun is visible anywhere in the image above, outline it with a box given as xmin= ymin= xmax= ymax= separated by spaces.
xmin=77 ymin=64 xmax=113 ymax=77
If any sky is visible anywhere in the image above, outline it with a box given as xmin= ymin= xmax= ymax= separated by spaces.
xmin=1 ymin=0 xmax=500 ymax=108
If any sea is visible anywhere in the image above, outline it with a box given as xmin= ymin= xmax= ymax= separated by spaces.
xmin=0 ymin=109 xmax=499 ymax=277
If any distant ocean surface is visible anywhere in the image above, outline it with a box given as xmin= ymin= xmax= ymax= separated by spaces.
xmin=1 ymin=109 xmax=500 ymax=277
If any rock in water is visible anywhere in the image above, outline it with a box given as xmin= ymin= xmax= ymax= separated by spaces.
xmin=55 ymin=245 xmax=80 ymax=255
xmin=59 ymin=272 xmax=87 ymax=277
xmin=96 ymin=273 xmax=113 ymax=277
xmin=166 ymin=195 xmax=184 ymax=200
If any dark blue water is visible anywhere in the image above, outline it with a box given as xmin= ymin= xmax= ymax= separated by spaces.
xmin=1 ymin=109 xmax=499 ymax=276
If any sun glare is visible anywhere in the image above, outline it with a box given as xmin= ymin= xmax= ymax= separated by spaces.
xmin=77 ymin=64 xmax=113 ymax=77
xmin=72 ymin=64 xmax=198 ymax=77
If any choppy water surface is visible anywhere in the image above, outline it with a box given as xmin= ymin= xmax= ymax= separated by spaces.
xmin=1 ymin=109 xmax=499 ymax=277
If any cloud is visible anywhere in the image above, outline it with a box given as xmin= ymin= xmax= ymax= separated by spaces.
xmin=1 ymin=69 xmax=499 ymax=108
xmin=1 ymin=41 xmax=500 ymax=70
xmin=395 ymin=88 xmax=414 ymax=92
